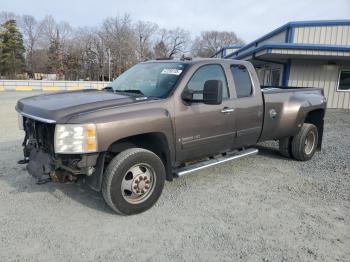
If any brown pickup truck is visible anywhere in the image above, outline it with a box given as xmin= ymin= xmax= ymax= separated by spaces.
xmin=16 ymin=58 xmax=326 ymax=215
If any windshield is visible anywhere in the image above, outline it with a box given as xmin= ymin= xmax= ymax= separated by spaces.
xmin=110 ymin=62 xmax=188 ymax=98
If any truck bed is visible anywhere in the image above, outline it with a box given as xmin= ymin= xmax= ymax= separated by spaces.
xmin=259 ymin=86 xmax=325 ymax=142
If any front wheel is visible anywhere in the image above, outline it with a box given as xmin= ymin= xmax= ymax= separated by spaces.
xmin=102 ymin=148 xmax=165 ymax=215
xmin=291 ymin=123 xmax=318 ymax=161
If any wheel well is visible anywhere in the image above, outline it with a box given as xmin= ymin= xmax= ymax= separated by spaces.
xmin=107 ymin=133 xmax=173 ymax=181
xmin=304 ymin=109 xmax=325 ymax=150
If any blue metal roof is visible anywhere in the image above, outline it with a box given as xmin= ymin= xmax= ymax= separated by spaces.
xmin=222 ymin=45 xmax=244 ymax=49
xmin=226 ymin=19 xmax=350 ymax=59
xmin=234 ymin=43 xmax=350 ymax=60
xmin=211 ymin=45 xmax=243 ymax=57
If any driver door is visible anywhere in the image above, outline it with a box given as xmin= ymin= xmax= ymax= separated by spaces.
xmin=175 ymin=64 xmax=236 ymax=162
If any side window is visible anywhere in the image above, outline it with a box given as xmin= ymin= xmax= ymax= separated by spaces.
xmin=271 ymin=69 xmax=281 ymax=86
xmin=338 ymin=70 xmax=350 ymax=91
xmin=231 ymin=64 xmax=253 ymax=98
xmin=187 ymin=64 xmax=229 ymax=99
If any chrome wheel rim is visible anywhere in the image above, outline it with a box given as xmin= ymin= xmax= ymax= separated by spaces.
xmin=304 ymin=131 xmax=316 ymax=155
xmin=121 ymin=163 xmax=156 ymax=204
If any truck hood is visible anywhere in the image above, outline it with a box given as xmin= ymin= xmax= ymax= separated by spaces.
xmin=16 ymin=90 xmax=145 ymax=123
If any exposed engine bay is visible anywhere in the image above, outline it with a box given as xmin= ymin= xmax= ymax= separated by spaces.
xmin=20 ymin=117 xmax=98 ymax=184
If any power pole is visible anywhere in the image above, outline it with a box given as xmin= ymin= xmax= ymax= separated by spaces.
xmin=108 ymin=48 xmax=111 ymax=82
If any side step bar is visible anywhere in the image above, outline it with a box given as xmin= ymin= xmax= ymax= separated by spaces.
xmin=174 ymin=148 xmax=258 ymax=177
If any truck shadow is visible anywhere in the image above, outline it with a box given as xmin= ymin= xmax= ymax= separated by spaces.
xmin=1 ymin=139 xmax=288 ymax=214
xmin=52 ymin=182 xmax=115 ymax=214
xmin=5 ymin=167 xmax=114 ymax=214
xmin=0 ymin=139 xmax=114 ymax=214
xmin=5 ymin=166 xmax=114 ymax=214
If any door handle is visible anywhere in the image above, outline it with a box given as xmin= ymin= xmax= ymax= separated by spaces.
xmin=221 ymin=107 xmax=235 ymax=113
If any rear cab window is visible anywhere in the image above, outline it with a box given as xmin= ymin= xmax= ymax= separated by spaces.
xmin=230 ymin=64 xmax=253 ymax=98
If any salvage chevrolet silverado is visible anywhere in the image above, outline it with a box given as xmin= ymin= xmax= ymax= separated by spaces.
xmin=16 ymin=59 xmax=326 ymax=215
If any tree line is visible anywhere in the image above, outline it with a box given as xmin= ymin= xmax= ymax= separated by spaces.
xmin=0 ymin=11 xmax=244 ymax=81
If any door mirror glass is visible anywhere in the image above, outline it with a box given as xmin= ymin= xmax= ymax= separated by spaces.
xmin=181 ymin=88 xmax=194 ymax=101
xmin=203 ymin=80 xmax=223 ymax=105
xmin=181 ymin=80 xmax=223 ymax=105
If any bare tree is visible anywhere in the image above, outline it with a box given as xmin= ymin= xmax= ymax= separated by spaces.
xmin=1 ymin=10 xmax=246 ymax=80
xmin=41 ymin=16 xmax=72 ymax=44
xmin=91 ymin=31 xmax=108 ymax=80
xmin=41 ymin=16 xmax=72 ymax=79
xmin=99 ymin=14 xmax=138 ymax=76
xmin=19 ymin=15 xmax=44 ymax=74
xmin=134 ymin=21 xmax=158 ymax=61
xmin=0 ymin=11 xmax=16 ymax=25
xmin=70 ymin=27 xmax=107 ymax=80
xmin=154 ymin=28 xmax=190 ymax=58
xmin=191 ymin=31 xmax=244 ymax=57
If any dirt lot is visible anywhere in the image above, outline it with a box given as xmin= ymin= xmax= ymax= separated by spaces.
xmin=0 ymin=92 xmax=349 ymax=262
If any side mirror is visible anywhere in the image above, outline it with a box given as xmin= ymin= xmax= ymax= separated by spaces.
xmin=181 ymin=88 xmax=194 ymax=101
xmin=203 ymin=80 xmax=223 ymax=105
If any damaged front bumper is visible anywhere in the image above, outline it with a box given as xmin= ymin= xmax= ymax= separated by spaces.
xmin=24 ymin=148 xmax=99 ymax=184
xmin=19 ymin=116 xmax=104 ymax=189
xmin=26 ymin=149 xmax=53 ymax=180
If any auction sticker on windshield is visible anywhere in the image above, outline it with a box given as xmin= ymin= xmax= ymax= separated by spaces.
xmin=161 ymin=69 xmax=183 ymax=75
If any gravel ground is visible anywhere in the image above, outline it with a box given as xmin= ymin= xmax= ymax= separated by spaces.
xmin=0 ymin=92 xmax=349 ymax=262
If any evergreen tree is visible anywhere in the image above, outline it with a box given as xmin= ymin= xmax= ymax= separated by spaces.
xmin=154 ymin=41 xmax=167 ymax=58
xmin=0 ymin=19 xmax=25 ymax=78
xmin=47 ymin=37 xmax=60 ymax=73
xmin=47 ymin=30 xmax=65 ymax=79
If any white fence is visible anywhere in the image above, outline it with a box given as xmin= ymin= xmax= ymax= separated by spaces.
xmin=0 ymin=80 xmax=111 ymax=91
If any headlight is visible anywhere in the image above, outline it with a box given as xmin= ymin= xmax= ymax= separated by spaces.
xmin=18 ymin=113 xmax=24 ymax=130
xmin=54 ymin=124 xmax=97 ymax=154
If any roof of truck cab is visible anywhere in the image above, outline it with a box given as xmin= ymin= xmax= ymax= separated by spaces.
xmin=142 ymin=58 xmax=245 ymax=65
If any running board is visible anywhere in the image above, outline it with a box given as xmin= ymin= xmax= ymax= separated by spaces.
xmin=174 ymin=148 xmax=258 ymax=177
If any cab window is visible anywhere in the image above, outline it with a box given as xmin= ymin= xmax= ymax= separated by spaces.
xmin=231 ymin=64 xmax=253 ymax=98
xmin=187 ymin=64 xmax=229 ymax=99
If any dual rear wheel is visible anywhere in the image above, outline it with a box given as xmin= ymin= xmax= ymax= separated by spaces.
xmin=279 ymin=123 xmax=319 ymax=161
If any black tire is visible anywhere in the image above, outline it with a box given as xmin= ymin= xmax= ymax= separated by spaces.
xmin=291 ymin=123 xmax=318 ymax=161
xmin=279 ymin=137 xmax=292 ymax=158
xmin=102 ymin=148 xmax=165 ymax=215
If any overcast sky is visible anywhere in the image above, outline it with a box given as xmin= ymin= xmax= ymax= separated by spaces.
xmin=2 ymin=0 xmax=350 ymax=42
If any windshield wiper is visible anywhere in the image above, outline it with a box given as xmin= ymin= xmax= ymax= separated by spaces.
xmin=113 ymin=89 xmax=145 ymax=96
xmin=103 ymin=86 xmax=113 ymax=92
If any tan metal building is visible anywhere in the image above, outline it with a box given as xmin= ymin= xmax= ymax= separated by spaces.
xmin=226 ymin=20 xmax=350 ymax=109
